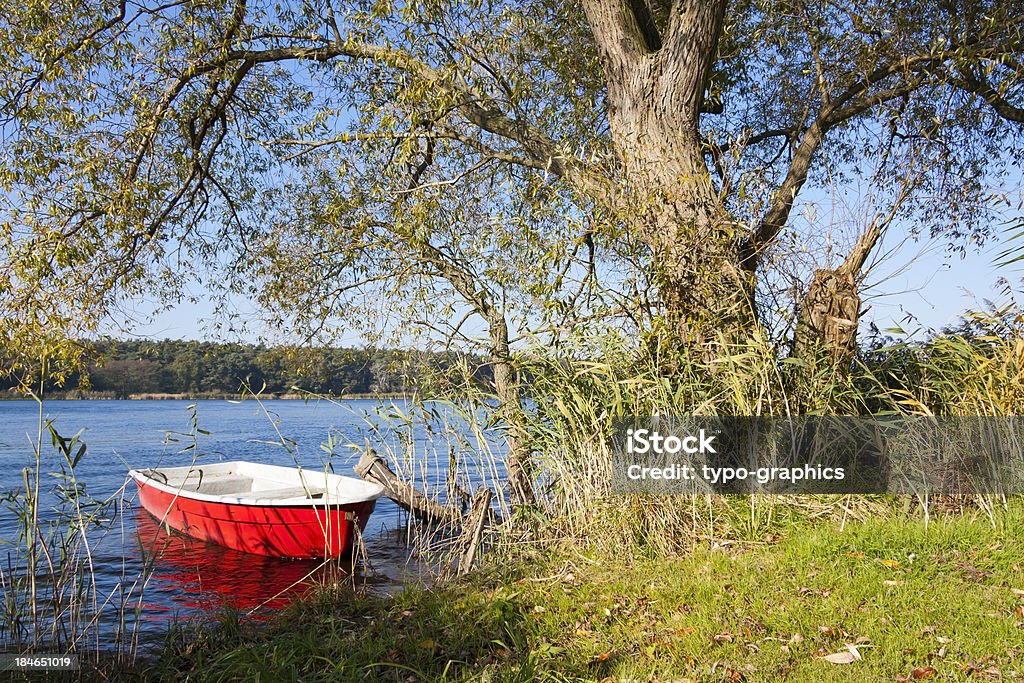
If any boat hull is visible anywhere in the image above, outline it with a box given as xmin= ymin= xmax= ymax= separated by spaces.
xmin=131 ymin=464 xmax=381 ymax=558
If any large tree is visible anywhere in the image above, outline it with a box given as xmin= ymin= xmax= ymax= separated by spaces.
xmin=2 ymin=1 xmax=1023 ymax=500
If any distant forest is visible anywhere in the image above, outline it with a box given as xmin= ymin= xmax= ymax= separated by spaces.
xmin=0 ymin=339 xmax=485 ymax=398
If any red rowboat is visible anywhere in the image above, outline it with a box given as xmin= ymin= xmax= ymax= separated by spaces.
xmin=129 ymin=461 xmax=384 ymax=559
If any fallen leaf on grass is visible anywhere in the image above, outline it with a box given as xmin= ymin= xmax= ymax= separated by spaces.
xmin=591 ymin=651 xmax=611 ymax=663
xmin=845 ymin=552 xmax=865 ymax=559
xmin=911 ymin=666 xmax=936 ymax=679
xmin=823 ymin=651 xmax=858 ymax=664
xmin=961 ymin=660 xmax=1002 ymax=678
xmin=822 ymin=644 xmax=863 ymax=664
xmin=713 ymin=632 xmax=735 ymax=643
xmin=416 ymin=639 xmax=435 ymax=650
xmin=1010 ymin=588 xmax=1024 ymax=596
xmin=883 ymin=579 xmax=904 ymax=586
xmin=881 ymin=559 xmax=901 ymax=568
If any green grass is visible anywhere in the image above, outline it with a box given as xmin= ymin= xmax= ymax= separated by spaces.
xmin=107 ymin=501 xmax=1024 ymax=683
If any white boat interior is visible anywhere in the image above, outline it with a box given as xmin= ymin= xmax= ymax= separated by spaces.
xmin=129 ymin=461 xmax=384 ymax=506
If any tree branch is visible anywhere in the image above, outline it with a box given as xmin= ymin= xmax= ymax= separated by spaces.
xmin=742 ymin=70 xmax=930 ymax=269
xmin=2 ymin=0 xmax=129 ymax=119
xmin=627 ymin=0 xmax=662 ymax=51
xmin=953 ymin=68 xmax=1024 ymax=123
xmin=579 ymin=0 xmax=652 ymax=67
xmin=140 ymin=39 xmax=614 ymax=204
xmin=661 ymin=0 xmax=728 ymax=120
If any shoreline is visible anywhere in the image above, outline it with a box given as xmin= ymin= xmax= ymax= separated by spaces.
xmin=0 ymin=391 xmax=412 ymax=401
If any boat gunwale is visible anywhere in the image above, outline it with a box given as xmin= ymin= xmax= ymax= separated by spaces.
xmin=128 ymin=461 xmax=385 ymax=508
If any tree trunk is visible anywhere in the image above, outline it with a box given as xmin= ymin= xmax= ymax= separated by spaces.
xmin=490 ymin=320 xmax=537 ymax=508
xmin=617 ymin=122 xmax=755 ymax=348
xmin=793 ymin=268 xmax=861 ymax=366
xmin=582 ymin=0 xmax=754 ymax=348
xmin=645 ymin=198 xmax=755 ymax=348
xmin=793 ymin=220 xmax=883 ymax=368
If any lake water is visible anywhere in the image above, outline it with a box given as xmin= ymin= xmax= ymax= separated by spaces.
xmin=0 ymin=398 xmax=505 ymax=651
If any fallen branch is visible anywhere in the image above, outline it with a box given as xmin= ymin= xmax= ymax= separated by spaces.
xmin=456 ymin=488 xmax=491 ymax=577
xmin=354 ymin=449 xmax=462 ymax=526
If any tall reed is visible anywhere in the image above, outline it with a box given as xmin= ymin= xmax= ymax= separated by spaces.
xmin=506 ymin=312 xmax=1024 ymax=555
xmin=0 ymin=395 xmax=144 ymax=664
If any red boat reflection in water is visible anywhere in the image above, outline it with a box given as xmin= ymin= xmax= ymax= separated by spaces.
xmin=132 ymin=508 xmax=349 ymax=617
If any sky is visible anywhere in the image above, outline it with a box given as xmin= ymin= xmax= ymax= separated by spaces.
xmin=859 ymin=232 xmax=1018 ymax=336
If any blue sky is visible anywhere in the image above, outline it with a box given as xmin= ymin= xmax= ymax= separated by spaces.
xmin=860 ymin=234 xmax=1017 ymax=335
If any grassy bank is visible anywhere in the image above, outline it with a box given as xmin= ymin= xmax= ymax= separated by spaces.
xmin=107 ymin=499 xmax=1024 ymax=683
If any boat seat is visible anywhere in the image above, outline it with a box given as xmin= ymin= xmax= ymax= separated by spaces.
xmin=248 ymin=485 xmax=327 ymax=500
xmin=190 ymin=475 xmax=255 ymax=495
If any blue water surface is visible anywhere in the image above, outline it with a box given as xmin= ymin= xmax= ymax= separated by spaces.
xmin=0 ymin=398 xmax=503 ymax=650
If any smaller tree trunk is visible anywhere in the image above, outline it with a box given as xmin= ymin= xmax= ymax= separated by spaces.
xmin=793 ymin=221 xmax=883 ymax=368
xmin=481 ymin=307 xmax=537 ymax=508
xmin=793 ymin=268 xmax=861 ymax=366
xmin=492 ymin=351 xmax=537 ymax=508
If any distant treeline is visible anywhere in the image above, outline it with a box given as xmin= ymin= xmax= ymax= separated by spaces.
xmin=0 ymin=339 xmax=487 ymax=398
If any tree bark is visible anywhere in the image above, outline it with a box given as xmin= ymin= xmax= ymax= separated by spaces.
xmin=582 ymin=0 xmax=753 ymax=346
xmin=793 ymin=219 xmax=883 ymax=368
xmin=793 ymin=269 xmax=861 ymax=366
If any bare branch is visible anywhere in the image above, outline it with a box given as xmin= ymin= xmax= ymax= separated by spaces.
xmin=743 ymin=69 xmax=930 ymax=268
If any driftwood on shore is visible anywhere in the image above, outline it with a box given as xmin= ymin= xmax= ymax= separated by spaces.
xmin=354 ymin=450 xmax=463 ymax=526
